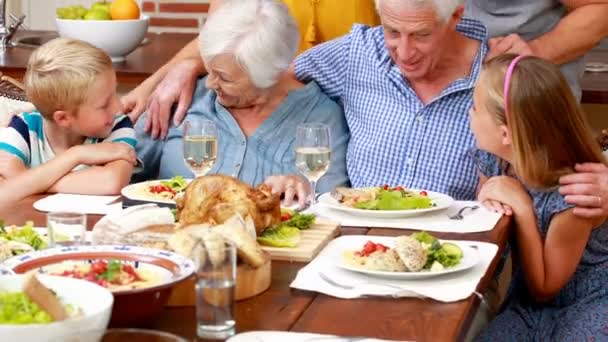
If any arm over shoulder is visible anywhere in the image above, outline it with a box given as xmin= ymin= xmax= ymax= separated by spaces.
xmin=294 ymin=33 xmax=352 ymax=101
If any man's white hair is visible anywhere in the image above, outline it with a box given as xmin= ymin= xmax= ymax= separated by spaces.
xmin=199 ymin=0 xmax=299 ymax=89
xmin=375 ymin=0 xmax=464 ymax=22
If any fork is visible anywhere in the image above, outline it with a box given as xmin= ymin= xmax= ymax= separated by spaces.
xmin=318 ymin=272 xmax=404 ymax=291
xmin=448 ymin=205 xmax=479 ymax=220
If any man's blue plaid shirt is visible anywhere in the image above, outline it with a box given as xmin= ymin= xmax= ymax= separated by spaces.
xmin=294 ymin=18 xmax=488 ymax=200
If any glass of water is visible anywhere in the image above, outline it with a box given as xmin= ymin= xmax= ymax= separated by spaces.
xmin=295 ymin=123 xmax=331 ymax=205
xmin=183 ymin=119 xmax=218 ymax=178
xmin=194 ymin=239 xmax=237 ymax=340
xmin=47 ymin=212 xmax=87 ymax=247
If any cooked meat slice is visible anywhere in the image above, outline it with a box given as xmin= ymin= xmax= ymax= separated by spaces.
xmin=358 ymin=249 xmax=406 ymax=272
xmin=394 ymin=236 xmax=427 ymax=272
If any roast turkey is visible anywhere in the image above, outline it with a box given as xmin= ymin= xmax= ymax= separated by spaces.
xmin=175 ymin=175 xmax=281 ymax=234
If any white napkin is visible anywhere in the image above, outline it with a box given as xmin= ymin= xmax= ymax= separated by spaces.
xmin=290 ymin=235 xmax=498 ymax=302
xmin=228 ymin=331 xmax=403 ymax=342
xmin=33 ymin=194 xmax=122 ymax=215
xmin=311 ymin=200 xmax=502 ymax=233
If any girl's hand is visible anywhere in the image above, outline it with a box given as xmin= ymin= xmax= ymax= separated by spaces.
xmin=478 ymin=176 xmax=532 ymax=216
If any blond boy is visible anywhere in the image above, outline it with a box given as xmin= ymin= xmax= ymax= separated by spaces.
xmin=0 ymin=38 xmax=137 ymax=206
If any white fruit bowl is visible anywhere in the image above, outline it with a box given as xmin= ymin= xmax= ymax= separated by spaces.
xmin=55 ymin=15 xmax=149 ymax=62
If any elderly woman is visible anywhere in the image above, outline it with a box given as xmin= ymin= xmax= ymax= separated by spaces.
xmin=133 ymin=0 xmax=349 ymax=205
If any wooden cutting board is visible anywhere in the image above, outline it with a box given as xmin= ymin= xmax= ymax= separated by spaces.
xmin=167 ymin=252 xmax=272 ymax=307
xmin=260 ymin=218 xmax=341 ymax=262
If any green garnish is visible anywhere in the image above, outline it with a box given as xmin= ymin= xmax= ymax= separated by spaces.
xmin=354 ymin=189 xmax=433 ymax=210
xmin=412 ymin=231 xmax=463 ymax=269
xmin=99 ymin=260 xmax=122 ymax=281
xmin=257 ymin=226 xmax=301 ymax=247
xmin=280 ymin=209 xmax=315 ymax=230
xmin=160 ymin=176 xmax=188 ymax=193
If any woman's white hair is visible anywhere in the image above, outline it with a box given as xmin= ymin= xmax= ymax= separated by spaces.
xmin=375 ymin=0 xmax=464 ymax=22
xmin=199 ymin=0 xmax=299 ymax=89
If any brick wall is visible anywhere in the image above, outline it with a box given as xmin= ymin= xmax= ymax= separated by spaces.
xmin=142 ymin=0 xmax=211 ymax=33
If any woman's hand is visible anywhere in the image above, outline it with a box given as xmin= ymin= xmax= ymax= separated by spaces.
xmin=559 ymin=163 xmax=608 ymax=218
xmin=264 ymin=174 xmax=311 ymax=207
xmin=478 ymin=176 xmax=532 ymax=217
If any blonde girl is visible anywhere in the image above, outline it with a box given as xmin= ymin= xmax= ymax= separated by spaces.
xmin=469 ymin=54 xmax=608 ymax=341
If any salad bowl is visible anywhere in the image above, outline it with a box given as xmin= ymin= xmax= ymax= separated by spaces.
xmin=2 ymin=245 xmax=195 ymax=325
xmin=0 ymin=275 xmax=113 ymax=342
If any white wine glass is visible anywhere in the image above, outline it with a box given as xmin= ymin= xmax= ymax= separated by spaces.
xmin=183 ymin=119 xmax=218 ymax=178
xmin=295 ymin=123 xmax=331 ymax=205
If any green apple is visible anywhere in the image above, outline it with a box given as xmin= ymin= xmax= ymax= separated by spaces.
xmin=73 ymin=5 xmax=88 ymax=19
xmin=91 ymin=1 xmax=112 ymax=14
xmin=84 ymin=8 xmax=112 ymax=20
xmin=57 ymin=7 xmax=80 ymax=19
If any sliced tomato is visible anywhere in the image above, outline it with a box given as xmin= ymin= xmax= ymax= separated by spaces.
xmin=91 ymin=261 xmax=107 ymax=274
xmin=281 ymin=212 xmax=292 ymax=221
xmin=419 ymin=190 xmax=428 ymax=196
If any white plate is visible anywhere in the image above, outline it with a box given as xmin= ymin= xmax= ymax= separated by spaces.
xmin=318 ymin=190 xmax=454 ymax=218
xmin=121 ymin=179 xmax=190 ymax=205
xmin=334 ymin=236 xmax=479 ymax=280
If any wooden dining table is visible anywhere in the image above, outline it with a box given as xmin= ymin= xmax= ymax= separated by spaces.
xmin=2 ymin=195 xmax=512 ymax=342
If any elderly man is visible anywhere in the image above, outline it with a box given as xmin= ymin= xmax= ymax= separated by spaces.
xmin=292 ymin=0 xmax=485 ymax=199
xmin=124 ymin=0 xmax=608 ymax=215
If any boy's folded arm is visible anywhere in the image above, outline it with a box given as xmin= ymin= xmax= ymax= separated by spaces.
xmin=48 ymin=159 xmax=134 ymax=195
xmin=0 ymin=149 xmax=81 ymax=208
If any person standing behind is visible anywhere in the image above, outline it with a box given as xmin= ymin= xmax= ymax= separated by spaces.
xmin=285 ymin=0 xmax=379 ymax=53
xmin=470 ymin=54 xmax=608 ymax=340
xmin=0 ymin=38 xmax=137 ymax=207
xmin=467 ymin=0 xmax=608 ymax=99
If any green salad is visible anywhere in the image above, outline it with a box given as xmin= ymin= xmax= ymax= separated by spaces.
xmin=354 ymin=188 xmax=433 ymax=211
xmin=0 ymin=220 xmax=47 ymax=252
xmin=412 ymin=231 xmax=463 ymax=270
xmin=257 ymin=209 xmax=316 ymax=248
xmin=0 ymin=292 xmax=52 ymax=324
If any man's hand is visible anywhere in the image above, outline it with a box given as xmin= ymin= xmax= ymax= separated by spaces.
xmin=121 ymin=80 xmax=157 ymax=124
xmin=486 ymin=33 xmax=535 ymax=61
xmin=144 ymin=59 xmax=201 ymax=139
xmin=264 ymin=174 xmax=311 ymax=208
xmin=72 ymin=143 xmax=137 ymax=166
xmin=559 ymin=163 xmax=608 ymax=218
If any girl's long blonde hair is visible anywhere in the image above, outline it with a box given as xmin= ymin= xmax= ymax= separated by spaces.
xmin=483 ymin=54 xmax=605 ymax=188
